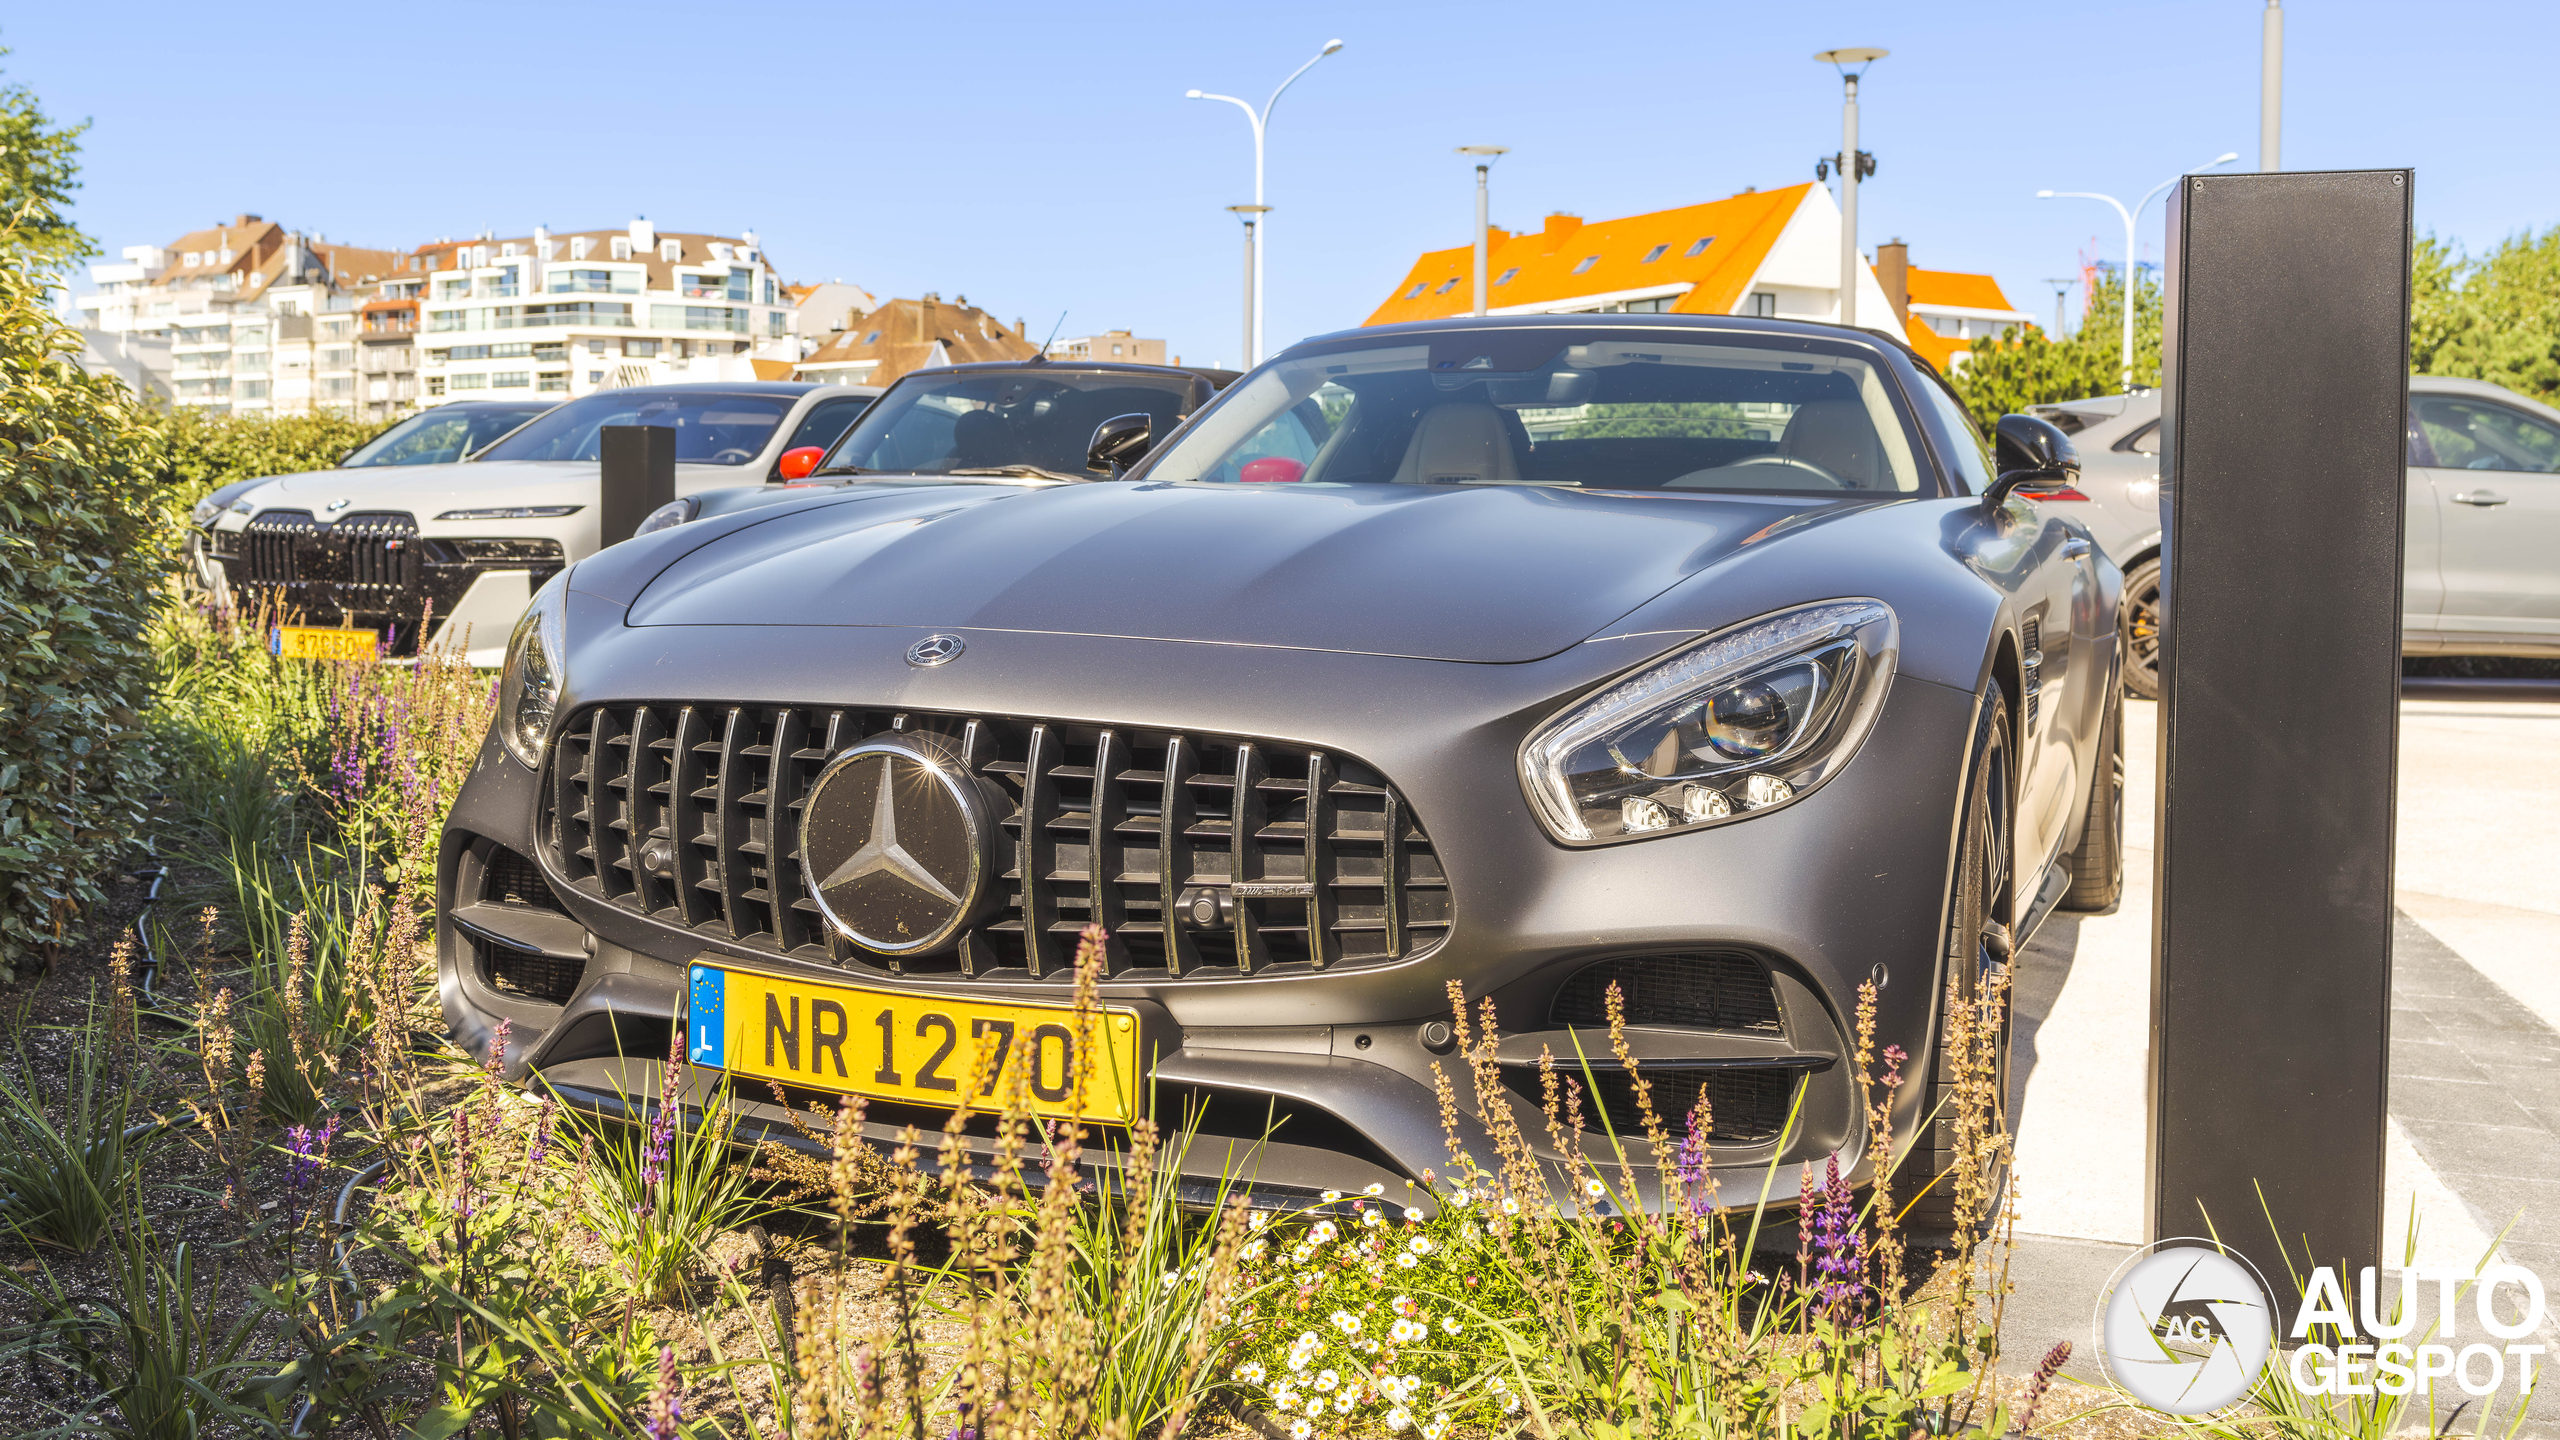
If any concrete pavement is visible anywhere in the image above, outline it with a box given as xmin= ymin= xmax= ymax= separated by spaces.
xmin=1996 ymin=694 xmax=2560 ymax=1429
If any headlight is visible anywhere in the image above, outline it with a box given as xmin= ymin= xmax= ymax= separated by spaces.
xmin=1519 ymin=600 xmax=1898 ymax=844
xmin=497 ymin=572 xmax=569 ymax=769
xmin=438 ymin=505 xmax=583 ymax=521
xmin=229 ymin=498 xmax=256 ymax=515
xmin=633 ymin=498 xmax=697 ymax=535
xmin=190 ymin=499 xmax=220 ymax=527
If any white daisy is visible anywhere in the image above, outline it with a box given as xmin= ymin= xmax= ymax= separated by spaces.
xmin=1385 ymin=1405 xmax=1414 ymax=1432
xmin=1408 ymin=1236 xmax=1434 ymax=1256
xmin=1405 ymin=1207 xmax=1425 ymax=1221
xmin=1363 ymin=1182 xmax=1386 ymax=1196
xmin=1330 ymin=1309 xmax=1361 ymax=1335
xmin=1362 ymin=1209 xmax=1385 ymax=1227
xmin=1314 ymin=1369 xmax=1339 ymax=1393
xmin=1422 ymin=1418 xmax=1451 ymax=1439
xmin=1396 ymin=1253 xmax=1419 ymax=1268
xmin=1309 ymin=1220 xmax=1338 ymax=1244
xmin=1288 ymin=1420 xmax=1314 ymax=1440
xmin=1334 ymin=1391 xmax=1358 ymax=1414
xmin=1320 ymin=1190 xmax=1343 ymax=1203
xmin=1236 ymin=1361 xmax=1268 ymax=1385
xmin=1440 ymin=1315 xmax=1462 ymax=1334
xmin=1584 ymin=1178 xmax=1607 ymax=1198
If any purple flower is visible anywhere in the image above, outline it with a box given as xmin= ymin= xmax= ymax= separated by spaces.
xmin=643 ymin=1345 xmax=683 ymax=1440
xmin=527 ymin=1099 xmax=556 ymax=1169
xmin=451 ymin=1109 xmax=476 ymax=1218
xmin=1809 ymin=1153 xmax=1866 ymax=1321
xmin=286 ymin=1113 xmax=341 ymax=1199
xmin=1676 ymin=1112 xmax=1711 ymax=1217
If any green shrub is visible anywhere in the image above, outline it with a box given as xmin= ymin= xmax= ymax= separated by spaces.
xmin=0 ymin=245 xmax=176 ymax=982
xmin=161 ymin=406 xmax=394 ymax=513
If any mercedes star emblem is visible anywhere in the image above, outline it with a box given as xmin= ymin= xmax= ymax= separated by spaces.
xmin=906 ymin=634 xmax=966 ymax=667
xmin=799 ymin=735 xmax=997 ymax=954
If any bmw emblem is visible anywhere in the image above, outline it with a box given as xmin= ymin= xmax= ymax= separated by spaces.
xmin=906 ymin=634 xmax=965 ymax=667
xmin=325 ymin=497 xmax=353 ymax=513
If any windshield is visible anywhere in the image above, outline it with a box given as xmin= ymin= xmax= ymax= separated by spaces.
xmin=823 ymin=369 xmax=1196 ymax=479
xmin=472 ymin=390 xmax=797 ymax=465
xmin=343 ymin=403 xmax=551 ymax=467
xmin=1143 ymin=333 xmax=1925 ymax=494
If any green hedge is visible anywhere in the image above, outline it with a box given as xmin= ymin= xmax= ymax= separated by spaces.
xmin=0 ymin=258 xmax=178 ymax=979
xmin=164 ymin=406 xmax=394 ymax=507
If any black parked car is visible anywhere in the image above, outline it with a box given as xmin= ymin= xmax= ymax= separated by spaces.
xmin=647 ymin=359 xmax=1240 ymax=528
xmin=436 ymin=315 xmax=2120 ymax=1221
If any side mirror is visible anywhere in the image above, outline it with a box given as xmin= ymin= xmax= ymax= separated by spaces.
xmin=776 ymin=445 xmax=826 ymax=481
xmin=1985 ymin=413 xmax=2082 ymax=512
xmin=1087 ymin=413 xmax=1154 ymax=474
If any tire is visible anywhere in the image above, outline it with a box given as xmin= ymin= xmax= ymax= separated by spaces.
xmin=1906 ymin=685 xmax=2014 ymax=1238
xmin=2120 ymin=556 xmax=2163 ymax=700
xmin=2060 ymin=680 xmax=2125 ymax=912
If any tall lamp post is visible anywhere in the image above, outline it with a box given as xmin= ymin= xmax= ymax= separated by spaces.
xmin=2038 ymin=151 xmax=2241 ymax=392
xmin=1226 ymin=205 xmax=1268 ymax=369
xmin=1187 ymin=39 xmax=1345 ymax=366
xmin=1456 ymin=146 xmax=1508 ymax=316
xmin=2261 ymin=0 xmax=2284 ymax=171
xmin=1814 ymin=47 xmax=1886 ymax=329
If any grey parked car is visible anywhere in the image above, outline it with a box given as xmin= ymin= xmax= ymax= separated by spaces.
xmin=2034 ymin=374 xmax=2560 ymax=696
xmin=436 ymin=313 xmax=2122 ymax=1221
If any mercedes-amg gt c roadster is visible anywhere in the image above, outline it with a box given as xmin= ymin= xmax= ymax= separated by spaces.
xmin=435 ymin=313 xmax=2123 ymax=1222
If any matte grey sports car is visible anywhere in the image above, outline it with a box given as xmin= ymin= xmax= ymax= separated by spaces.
xmin=434 ymin=314 xmax=2123 ymax=1221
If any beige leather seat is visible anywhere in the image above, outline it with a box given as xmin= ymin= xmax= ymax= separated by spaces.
xmin=1392 ymin=403 xmax=1524 ymax=485
xmin=1778 ymin=398 xmax=1883 ymax=487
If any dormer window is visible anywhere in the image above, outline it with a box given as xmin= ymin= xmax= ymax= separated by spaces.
xmin=571 ymin=236 xmax=591 ymax=260
xmin=1403 ymin=282 xmax=1427 ymax=299
xmin=1641 ymin=244 xmax=1669 ymax=264
xmin=611 ymin=238 xmax=632 ymax=260
xmin=660 ymin=239 xmax=682 ymax=262
xmin=1571 ymin=255 xmax=1599 ymax=274
xmin=1685 ymin=236 xmax=1715 ymax=257
xmin=1433 ymin=278 xmax=1461 ymax=295
xmin=501 ymin=242 xmax=520 ymax=258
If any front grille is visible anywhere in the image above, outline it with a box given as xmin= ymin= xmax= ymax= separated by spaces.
xmin=1506 ymin=1065 xmax=1801 ymax=1146
xmin=483 ymin=845 xmax=565 ymax=912
xmin=481 ymin=936 xmax=584 ymax=1003
xmin=1553 ymin=951 xmax=1783 ymax=1034
xmin=227 ymin=509 xmax=563 ymax=655
xmin=540 ymin=704 xmax=1451 ymax=980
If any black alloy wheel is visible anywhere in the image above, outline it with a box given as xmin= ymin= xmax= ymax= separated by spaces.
xmin=2061 ymin=678 xmax=2126 ymax=912
xmin=1906 ymin=685 xmax=2015 ymax=1237
xmin=2120 ymin=556 xmax=2163 ymax=700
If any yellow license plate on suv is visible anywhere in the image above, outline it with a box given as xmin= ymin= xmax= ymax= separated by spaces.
xmin=270 ymin=625 xmax=379 ymax=661
xmin=686 ymin=963 xmax=1140 ymax=1123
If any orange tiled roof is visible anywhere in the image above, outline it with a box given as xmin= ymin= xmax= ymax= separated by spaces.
xmin=1904 ymin=266 xmax=2016 ymax=314
xmin=1363 ymin=185 xmax=1817 ymax=326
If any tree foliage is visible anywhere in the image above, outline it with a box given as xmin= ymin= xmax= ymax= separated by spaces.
xmin=0 ymin=232 xmax=175 ymax=980
xmin=0 ymin=48 xmax=94 ymax=277
xmin=1948 ymin=271 xmax=2160 ymax=430
xmin=162 ymin=407 xmax=393 ymax=505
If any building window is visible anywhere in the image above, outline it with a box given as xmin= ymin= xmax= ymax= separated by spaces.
xmin=649 ymin=305 xmax=748 ymax=333
xmin=1642 ymin=244 xmax=1669 ymax=264
xmin=451 ymin=373 xmax=488 ymax=390
xmin=523 ymin=302 xmax=634 ymax=328
xmin=567 ymin=237 xmax=587 ymax=260
xmin=1110 ymin=343 xmax=1122 ymax=356
xmin=427 ymin=377 xmax=445 ymax=396
xmin=588 ymin=340 xmax=607 ymax=355
xmin=493 ymin=342 xmax=532 ymax=358
xmin=624 ymin=339 xmax=660 ymax=358
xmin=441 ymin=345 xmax=491 ymax=361
xmin=769 ymin=310 xmax=786 ymax=338
xmin=610 ymin=237 xmax=632 ymax=260
xmin=1433 ymin=278 xmax=1462 ymax=295
xmin=862 ymin=330 xmax=881 ymax=344
xmin=1494 ymin=267 xmax=1519 ymax=287
xmin=320 ymin=347 xmax=354 ymax=368
xmin=538 ymin=374 xmax=569 ymax=392
xmin=1402 ymin=282 xmax=1427 ymax=300
xmin=588 ymin=370 xmax=604 ymax=383
xmin=533 ymin=342 xmax=566 ymax=361
xmin=491 ymin=372 xmax=530 ymax=388
xmin=1571 ymin=255 xmax=1599 ymax=274
xmin=324 ymin=377 xmax=355 ymax=397
xmin=1745 ymin=292 xmax=1777 ymax=318
xmin=660 ymin=239 xmax=682 ymax=262
xmin=1686 ymin=236 xmax=1715 ymax=258
xmin=238 ymin=380 xmax=269 ymax=400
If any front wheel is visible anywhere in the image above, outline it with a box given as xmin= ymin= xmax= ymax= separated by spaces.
xmin=2120 ymin=556 xmax=2163 ymax=699
xmin=1906 ymin=685 xmax=2014 ymax=1238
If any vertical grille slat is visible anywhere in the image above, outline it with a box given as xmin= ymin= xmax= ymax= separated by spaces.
xmin=1018 ymin=724 xmax=1062 ymax=978
xmin=542 ymin=702 xmax=1450 ymax=982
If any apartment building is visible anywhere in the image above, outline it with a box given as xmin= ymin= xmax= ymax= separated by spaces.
xmin=412 ymin=218 xmax=798 ymax=404
xmin=76 ymin=214 xmax=412 ymax=413
xmin=1046 ymin=329 xmax=1168 ymax=365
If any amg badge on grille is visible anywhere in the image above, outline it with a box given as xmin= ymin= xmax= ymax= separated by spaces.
xmin=800 ymin=735 xmax=999 ymax=955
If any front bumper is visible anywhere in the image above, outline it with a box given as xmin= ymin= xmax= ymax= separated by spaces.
xmin=436 ymin=620 xmax=1977 ymax=1211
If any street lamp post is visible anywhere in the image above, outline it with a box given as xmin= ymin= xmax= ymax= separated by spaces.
xmin=1456 ymin=146 xmax=1508 ymax=316
xmin=1814 ymin=48 xmax=1886 ymax=329
xmin=2038 ymin=151 xmax=2240 ymax=392
xmin=1187 ymin=39 xmax=1344 ymax=366
xmin=1226 ymin=205 xmax=1268 ymax=368
xmin=2261 ymin=0 xmax=2284 ymax=171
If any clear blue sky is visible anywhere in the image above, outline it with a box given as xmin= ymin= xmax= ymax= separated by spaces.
xmin=10 ymin=0 xmax=2550 ymax=366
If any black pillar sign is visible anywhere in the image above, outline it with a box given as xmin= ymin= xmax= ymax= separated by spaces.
xmin=600 ymin=424 xmax=678 ymax=545
xmin=2150 ymin=169 xmax=2412 ymax=1286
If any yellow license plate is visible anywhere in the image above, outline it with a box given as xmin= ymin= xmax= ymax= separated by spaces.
xmin=687 ymin=962 xmax=1141 ymax=1123
xmin=271 ymin=625 xmax=379 ymax=661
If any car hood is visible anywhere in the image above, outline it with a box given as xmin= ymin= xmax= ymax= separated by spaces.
xmin=625 ymin=481 xmax=1830 ymax=663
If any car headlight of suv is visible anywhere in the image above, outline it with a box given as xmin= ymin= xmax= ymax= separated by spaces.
xmin=190 ymin=498 xmax=220 ymax=527
xmin=634 ymin=498 xmax=697 ymax=535
xmin=497 ymin=572 xmax=570 ymax=769
xmin=1519 ymin=600 xmax=1898 ymax=844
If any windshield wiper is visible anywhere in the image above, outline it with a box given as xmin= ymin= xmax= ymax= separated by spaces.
xmin=944 ymin=465 xmax=1090 ymax=482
